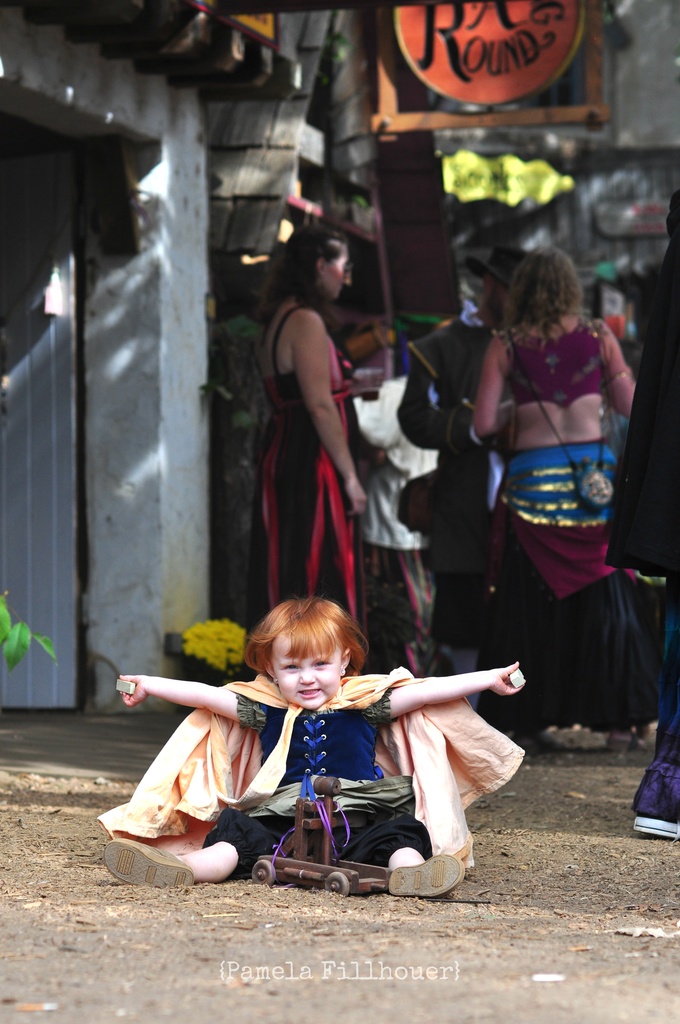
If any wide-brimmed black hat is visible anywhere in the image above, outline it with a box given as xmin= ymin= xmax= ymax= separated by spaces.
xmin=466 ymin=246 xmax=527 ymax=287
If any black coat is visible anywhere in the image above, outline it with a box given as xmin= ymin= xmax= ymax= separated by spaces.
xmin=397 ymin=319 xmax=493 ymax=575
xmin=607 ymin=192 xmax=680 ymax=574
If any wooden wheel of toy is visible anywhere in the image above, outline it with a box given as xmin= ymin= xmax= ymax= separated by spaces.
xmin=325 ymin=871 xmax=351 ymax=896
xmin=251 ymin=858 xmax=276 ymax=886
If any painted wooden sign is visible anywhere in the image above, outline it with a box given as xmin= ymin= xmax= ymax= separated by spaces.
xmin=395 ymin=1 xmax=586 ymax=105
xmin=595 ymin=200 xmax=669 ymax=239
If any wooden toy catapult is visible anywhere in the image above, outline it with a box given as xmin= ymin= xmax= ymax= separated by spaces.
xmin=251 ymin=775 xmax=392 ymax=896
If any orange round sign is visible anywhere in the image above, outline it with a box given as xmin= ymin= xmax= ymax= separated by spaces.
xmin=395 ymin=1 xmax=586 ymax=105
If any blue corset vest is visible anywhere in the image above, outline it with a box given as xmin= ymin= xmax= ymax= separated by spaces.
xmin=259 ymin=707 xmax=384 ymax=786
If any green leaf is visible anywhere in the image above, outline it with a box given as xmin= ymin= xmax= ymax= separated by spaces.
xmin=224 ymin=315 xmax=260 ymax=340
xmin=0 ymin=596 xmax=10 ymax=645
xmin=231 ymin=409 xmax=257 ymax=430
xmin=200 ymin=381 xmax=234 ymax=402
xmin=32 ymin=632 xmax=57 ymax=664
xmin=3 ymin=621 xmax=31 ymax=672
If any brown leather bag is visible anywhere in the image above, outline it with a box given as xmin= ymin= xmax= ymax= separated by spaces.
xmin=397 ymin=469 xmax=438 ymax=534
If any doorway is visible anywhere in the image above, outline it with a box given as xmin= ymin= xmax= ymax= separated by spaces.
xmin=0 ymin=136 xmax=79 ymax=708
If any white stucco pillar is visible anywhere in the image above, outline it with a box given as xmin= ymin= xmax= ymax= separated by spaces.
xmin=84 ymin=107 xmax=210 ymax=710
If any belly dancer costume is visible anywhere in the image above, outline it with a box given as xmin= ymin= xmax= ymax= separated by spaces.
xmin=247 ymin=306 xmax=364 ymax=628
xmin=477 ymin=320 xmax=660 ymax=736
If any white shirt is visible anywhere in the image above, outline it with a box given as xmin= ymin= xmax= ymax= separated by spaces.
xmin=354 ymin=378 xmax=438 ymax=550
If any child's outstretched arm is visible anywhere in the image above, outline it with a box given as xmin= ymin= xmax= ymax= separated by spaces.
xmin=389 ymin=663 xmax=522 ymax=718
xmin=117 ymin=674 xmax=240 ymax=720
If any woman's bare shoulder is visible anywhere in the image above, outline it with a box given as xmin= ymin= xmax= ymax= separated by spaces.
xmin=277 ymin=303 xmax=319 ymax=324
xmin=275 ymin=304 xmax=324 ymax=341
xmin=265 ymin=301 xmax=307 ymax=331
xmin=260 ymin=304 xmax=325 ymax=368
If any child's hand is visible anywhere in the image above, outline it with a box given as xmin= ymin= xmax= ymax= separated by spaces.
xmin=117 ymin=675 xmax=148 ymax=707
xmin=487 ymin=662 xmax=523 ymax=696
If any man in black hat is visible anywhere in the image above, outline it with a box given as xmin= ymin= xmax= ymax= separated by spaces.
xmin=398 ymin=245 xmax=526 ymax=684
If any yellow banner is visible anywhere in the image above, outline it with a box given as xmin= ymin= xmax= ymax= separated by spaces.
xmin=227 ymin=13 xmax=277 ymax=45
xmin=441 ymin=150 xmax=575 ymax=207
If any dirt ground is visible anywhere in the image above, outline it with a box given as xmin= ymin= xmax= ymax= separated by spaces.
xmin=2 ymin=728 xmax=680 ymax=1023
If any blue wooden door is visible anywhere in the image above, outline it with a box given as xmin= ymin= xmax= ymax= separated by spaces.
xmin=0 ymin=152 xmax=77 ymax=708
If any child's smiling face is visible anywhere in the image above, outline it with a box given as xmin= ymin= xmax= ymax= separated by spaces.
xmin=268 ymin=634 xmax=349 ymax=709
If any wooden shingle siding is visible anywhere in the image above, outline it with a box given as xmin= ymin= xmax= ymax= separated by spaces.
xmin=332 ymin=88 xmax=374 ymax=146
xmin=333 ymin=135 xmax=377 ymax=179
xmin=209 ymin=102 xmax=280 ymax=149
xmin=296 ymin=46 xmax=326 ymax=95
xmin=226 ymin=198 xmax=282 ymax=253
xmin=66 ymin=0 xmax=179 ymax=46
xmin=299 ymin=122 xmax=324 ymax=168
xmin=327 ymin=10 xmax=375 ymax=188
xmin=139 ymin=24 xmax=243 ymax=78
xmin=299 ymin=9 xmax=331 ymax=50
xmin=8 ymin=1 xmax=292 ymax=90
xmin=270 ymin=99 xmax=313 ymax=150
xmin=331 ymin=17 xmax=368 ymax=105
xmin=211 ymin=147 xmax=296 ymax=199
xmin=207 ymin=11 xmax=333 ymax=257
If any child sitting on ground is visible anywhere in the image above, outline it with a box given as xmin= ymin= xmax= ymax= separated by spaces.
xmin=101 ymin=596 xmax=523 ymax=898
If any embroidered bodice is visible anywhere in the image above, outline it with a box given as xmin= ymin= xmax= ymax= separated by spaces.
xmin=260 ymin=707 xmax=386 ymax=787
xmin=236 ymin=693 xmax=391 ymax=790
xmin=506 ymin=321 xmax=603 ymax=408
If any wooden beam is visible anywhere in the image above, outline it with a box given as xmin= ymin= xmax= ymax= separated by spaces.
xmin=0 ymin=0 xmax=81 ymax=5
xmin=375 ymin=6 xmax=398 ymax=120
xmin=372 ymin=103 xmax=610 ymax=136
xmin=157 ymin=9 xmax=211 ymax=55
xmin=135 ymin=23 xmax=242 ymax=74
xmin=192 ymin=0 xmax=442 ymax=9
xmin=99 ymin=8 xmax=206 ymax=59
xmin=24 ymin=0 xmax=143 ymax=25
xmin=67 ymin=0 xmax=180 ymax=46
xmin=584 ymin=0 xmax=604 ymax=107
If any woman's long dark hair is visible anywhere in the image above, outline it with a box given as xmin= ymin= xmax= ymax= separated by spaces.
xmin=256 ymin=224 xmax=347 ymax=327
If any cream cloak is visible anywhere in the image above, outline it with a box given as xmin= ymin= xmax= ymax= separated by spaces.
xmin=98 ymin=669 xmax=524 ymax=867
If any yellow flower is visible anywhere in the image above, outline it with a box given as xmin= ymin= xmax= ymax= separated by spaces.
xmin=182 ymin=618 xmax=246 ymax=676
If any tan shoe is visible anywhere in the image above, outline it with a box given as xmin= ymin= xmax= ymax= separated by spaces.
xmin=388 ymin=854 xmax=465 ymax=898
xmin=104 ymin=839 xmax=194 ymax=888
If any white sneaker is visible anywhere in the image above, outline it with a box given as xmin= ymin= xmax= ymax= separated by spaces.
xmin=633 ymin=816 xmax=679 ymax=839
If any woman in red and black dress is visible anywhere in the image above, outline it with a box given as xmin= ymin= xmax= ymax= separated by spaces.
xmin=247 ymin=225 xmax=366 ymax=628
